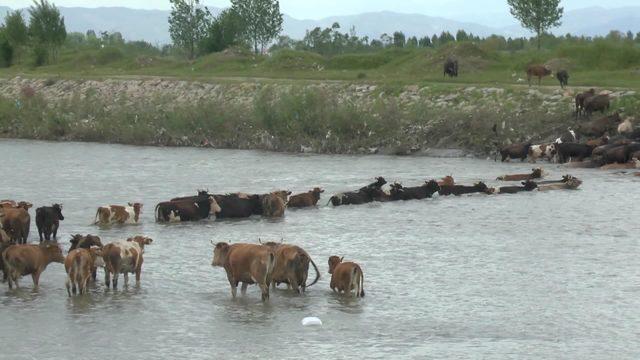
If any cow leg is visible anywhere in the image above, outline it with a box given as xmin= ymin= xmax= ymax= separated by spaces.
xmin=92 ymin=267 xmax=97 ymax=281
xmin=112 ymin=273 xmax=119 ymax=289
xmin=7 ymin=271 xmax=13 ymax=289
xmin=289 ymin=276 xmax=300 ymax=294
xmin=124 ymin=273 xmax=129 ymax=288
xmin=135 ymin=268 xmax=141 ymax=285
xmin=104 ymin=270 xmax=111 ymax=288
xmin=241 ymin=282 xmax=248 ymax=296
xmin=53 ymin=225 xmax=58 ymax=240
xmin=32 ymin=271 xmax=41 ymax=288
xmin=259 ymin=283 xmax=270 ymax=302
xmin=66 ymin=279 xmax=71 ymax=296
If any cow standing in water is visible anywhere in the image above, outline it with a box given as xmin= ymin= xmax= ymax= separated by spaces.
xmin=211 ymin=242 xmax=275 ymax=302
xmin=65 ymin=247 xmax=104 ymax=296
xmin=35 ymin=204 xmax=64 ymax=242
xmin=102 ymin=236 xmax=153 ymax=289
xmin=95 ymin=203 xmax=143 ymax=225
xmin=0 ymin=201 xmax=32 ymax=244
xmin=2 ymin=242 xmax=65 ymax=289
xmin=328 ymin=256 xmax=365 ymax=298
xmin=288 ymin=188 xmax=324 ymax=208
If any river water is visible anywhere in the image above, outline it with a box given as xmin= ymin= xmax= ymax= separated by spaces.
xmin=1 ymin=139 xmax=639 ymax=359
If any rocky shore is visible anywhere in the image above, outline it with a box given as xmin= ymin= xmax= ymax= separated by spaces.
xmin=0 ymin=76 xmax=637 ymax=156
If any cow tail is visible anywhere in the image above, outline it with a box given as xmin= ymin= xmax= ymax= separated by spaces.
xmin=307 ymin=258 xmax=320 ymax=288
xmin=359 ymin=268 xmax=365 ymax=297
xmin=266 ymin=252 xmax=276 ymax=286
xmin=93 ymin=208 xmax=101 ymax=225
xmin=154 ymin=204 xmax=161 ymax=222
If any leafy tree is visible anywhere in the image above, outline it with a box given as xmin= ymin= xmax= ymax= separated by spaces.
xmin=507 ymin=0 xmax=563 ymax=50
xmin=438 ymin=31 xmax=455 ymax=45
xmin=169 ymin=0 xmax=211 ymax=59
xmin=456 ymin=29 xmax=469 ymax=42
xmin=406 ymin=36 xmax=418 ymax=48
xmin=28 ymin=0 xmax=67 ymax=63
xmin=0 ymin=27 xmax=14 ymax=67
xmin=200 ymin=8 xmax=244 ymax=54
xmin=392 ymin=31 xmax=405 ymax=48
xmin=418 ymin=36 xmax=431 ymax=48
xmin=231 ymin=0 xmax=283 ymax=54
xmin=431 ymin=34 xmax=439 ymax=47
xmin=4 ymin=10 xmax=28 ymax=54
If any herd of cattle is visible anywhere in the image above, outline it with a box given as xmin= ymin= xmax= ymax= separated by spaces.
xmin=499 ymin=88 xmax=640 ymax=170
xmin=0 ymin=167 xmax=584 ymax=301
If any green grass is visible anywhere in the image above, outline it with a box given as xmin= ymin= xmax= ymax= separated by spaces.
xmin=1 ymin=42 xmax=639 ymax=89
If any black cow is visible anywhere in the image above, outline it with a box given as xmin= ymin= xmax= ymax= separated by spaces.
xmin=330 ymin=177 xmax=387 ymax=206
xmin=213 ymin=194 xmax=262 ymax=218
xmin=499 ymin=143 xmax=531 ymax=162
xmin=555 ymin=143 xmax=594 ymax=163
xmin=35 ymin=204 xmax=64 ymax=242
xmin=389 ymin=180 xmax=440 ymax=201
xmin=155 ymin=196 xmax=218 ymax=222
xmin=496 ymin=180 xmax=538 ymax=194
xmin=439 ymin=182 xmax=491 ymax=196
xmin=556 ymin=70 xmax=569 ymax=89
xmin=444 ymin=58 xmax=458 ymax=78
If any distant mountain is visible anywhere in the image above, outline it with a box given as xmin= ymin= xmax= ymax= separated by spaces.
xmin=283 ymin=11 xmax=497 ymax=40
xmin=0 ymin=6 xmax=638 ymax=44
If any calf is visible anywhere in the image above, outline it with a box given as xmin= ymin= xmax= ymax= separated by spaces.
xmin=555 ymin=143 xmax=594 ymax=163
xmin=69 ymin=234 xmax=104 ymax=280
xmin=155 ymin=196 xmax=220 ymax=222
xmin=1 ymin=203 xmax=32 ymax=244
xmin=538 ymin=176 xmax=583 ymax=191
xmin=330 ymin=177 xmax=387 ymax=206
xmin=389 ymin=180 xmax=440 ymax=201
xmin=35 ymin=204 xmax=64 ymax=242
xmin=499 ymin=143 xmax=531 ymax=162
xmin=497 ymin=168 xmax=544 ymax=181
xmin=528 ymin=144 xmax=556 ymax=163
xmin=328 ymin=256 xmax=365 ymax=298
xmin=2 ymin=242 xmax=64 ymax=289
xmin=102 ymin=236 xmax=153 ymax=289
xmin=211 ymin=242 xmax=275 ymax=301
xmin=439 ymin=182 xmax=492 ymax=196
xmin=556 ymin=70 xmax=569 ymax=88
xmin=94 ymin=203 xmax=143 ymax=225
xmin=262 ymin=241 xmax=320 ymax=294
xmin=495 ymin=180 xmax=538 ymax=194
xmin=287 ymin=188 xmax=324 ymax=208
xmin=65 ymin=247 xmax=104 ymax=296
xmin=527 ymin=64 xmax=552 ymax=86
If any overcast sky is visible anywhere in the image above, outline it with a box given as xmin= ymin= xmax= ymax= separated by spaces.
xmin=3 ymin=0 xmax=639 ymax=19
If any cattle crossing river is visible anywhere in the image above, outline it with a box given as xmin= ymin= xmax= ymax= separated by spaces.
xmin=1 ymin=139 xmax=639 ymax=359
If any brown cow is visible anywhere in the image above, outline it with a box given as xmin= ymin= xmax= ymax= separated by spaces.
xmin=499 ymin=143 xmax=531 ymax=162
xmin=65 ymin=247 xmax=104 ymax=296
xmin=600 ymin=159 xmax=640 ymax=170
xmin=527 ymin=64 xmax=552 ymax=86
xmin=578 ymin=112 xmax=621 ymax=137
xmin=211 ymin=242 xmax=275 ymax=301
xmin=287 ymin=188 xmax=324 ymax=208
xmin=497 ymin=168 xmax=545 ymax=181
xmin=69 ymin=234 xmax=104 ymax=280
xmin=94 ymin=203 xmax=143 ymax=225
xmin=261 ymin=191 xmax=289 ymax=218
xmin=261 ymin=241 xmax=320 ymax=293
xmin=328 ymin=256 xmax=365 ymax=298
xmin=437 ymin=176 xmax=455 ymax=187
xmin=0 ymin=202 xmax=32 ymax=244
xmin=2 ymin=241 xmax=64 ymax=289
xmin=102 ymin=236 xmax=153 ymax=289
xmin=586 ymin=136 xmax=609 ymax=148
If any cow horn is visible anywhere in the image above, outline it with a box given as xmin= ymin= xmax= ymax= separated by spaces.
xmin=210 ymin=240 xmax=215 ymax=246
xmin=258 ymin=238 xmax=262 ymax=244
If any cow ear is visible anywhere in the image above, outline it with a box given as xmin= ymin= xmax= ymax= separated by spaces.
xmin=258 ymin=238 xmax=262 ymax=244
xmin=340 ymin=256 xmax=344 ymax=262
xmin=128 ymin=202 xmax=133 ymax=206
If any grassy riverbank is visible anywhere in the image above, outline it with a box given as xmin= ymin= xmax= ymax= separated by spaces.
xmin=1 ymin=76 xmax=638 ymax=156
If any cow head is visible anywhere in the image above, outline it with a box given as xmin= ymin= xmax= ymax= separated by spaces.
xmin=17 ymin=201 xmax=33 ymax=210
xmin=127 ymin=236 xmax=153 ymax=249
xmin=129 ymin=202 xmax=143 ymax=214
xmin=373 ymin=177 xmax=387 ymax=188
xmin=40 ymin=241 xmax=65 ymax=263
xmin=208 ymin=196 xmax=222 ymax=217
xmin=439 ymin=176 xmax=454 ymax=187
xmin=312 ymin=187 xmax=324 ymax=195
xmin=389 ymin=182 xmax=404 ymax=196
xmin=328 ymin=256 xmax=344 ymax=274
xmin=474 ymin=182 xmax=489 ymax=192
xmin=424 ymin=180 xmax=441 ymax=193
xmin=212 ymin=242 xmax=230 ymax=267
xmin=521 ymin=180 xmax=538 ymax=191
xmin=89 ymin=246 xmax=105 ymax=267
xmin=531 ymin=168 xmax=543 ymax=178
xmin=53 ymin=204 xmax=64 ymax=221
